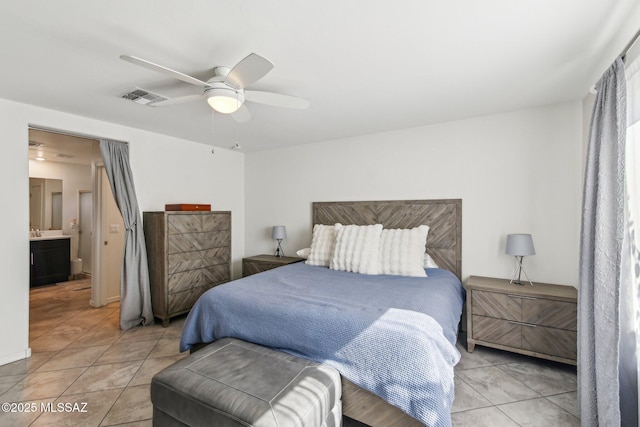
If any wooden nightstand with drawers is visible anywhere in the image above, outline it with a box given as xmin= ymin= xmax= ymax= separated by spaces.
xmin=465 ymin=275 xmax=577 ymax=365
xmin=242 ymin=255 xmax=305 ymax=277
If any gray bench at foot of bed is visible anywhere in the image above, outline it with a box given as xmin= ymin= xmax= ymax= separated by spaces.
xmin=151 ymin=338 xmax=342 ymax=427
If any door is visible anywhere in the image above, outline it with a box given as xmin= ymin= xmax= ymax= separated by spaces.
xmin=29 ymin=181 xmax=43 ymax=230
xmin=51 ymin=192 xmax=62 ymax=229
xmin=79 ymin=191 xmax=92 ymax=274
xmin=101 ymin=167 xmax=124 ymax=302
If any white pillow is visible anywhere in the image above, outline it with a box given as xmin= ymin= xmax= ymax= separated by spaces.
xmin=306 ymin=224 xmax=340 ymax=266
xmin=378 ymin=225 xmax=429 ymax=277
xmin=330 ymin=224 xmax=383 ymax=275
xmin=424 ymin=253 xmax=439 ymax=269
xmin=296 ymin=247 xmax=311 ymax=259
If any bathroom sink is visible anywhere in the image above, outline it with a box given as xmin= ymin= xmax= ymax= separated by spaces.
xmin=29 ymin=230 xmax=70 ymax=241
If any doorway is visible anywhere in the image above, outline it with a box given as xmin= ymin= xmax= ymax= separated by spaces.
xmin=27 ymin=127 xmax=123 ymax=309
xmin=92 ymin=164 xmax=125 ymax=306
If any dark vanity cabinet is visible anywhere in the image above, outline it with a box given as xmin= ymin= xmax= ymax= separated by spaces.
xmin=30 ymin=238 xmax=71 ymax=287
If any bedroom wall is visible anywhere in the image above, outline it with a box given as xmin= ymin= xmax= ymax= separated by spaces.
xmin=245 ymin=101 xmax=584 ymax=288
xmin=0 ymin=97 xmax=245 ymax=366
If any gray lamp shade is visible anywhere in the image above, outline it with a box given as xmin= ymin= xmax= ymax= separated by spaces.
xmin=272 ymin=226 xmax=287 ymax=240
xmin=505 ymin=234 xmax=535 ymax=256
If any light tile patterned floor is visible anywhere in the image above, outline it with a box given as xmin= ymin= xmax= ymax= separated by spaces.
xmin=452 ymin=334 xmax=579 ymax=426
xmin=0 ymin=281 xmax=579 ymax=426
xmin=0 ymin=282 xmax=186 ymax=427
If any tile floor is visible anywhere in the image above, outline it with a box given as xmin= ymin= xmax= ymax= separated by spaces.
xmin=0 ymin=281 xmax=579 ymax=427
xmin=452 ymin=334 xmax=579 ymax=426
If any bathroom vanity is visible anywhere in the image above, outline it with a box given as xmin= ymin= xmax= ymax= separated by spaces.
xmin=30 ymin=235 xmax=71 ymax=287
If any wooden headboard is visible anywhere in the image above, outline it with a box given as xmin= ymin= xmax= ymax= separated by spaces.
xmin=312 ymin=199 xmax=462 ymax=280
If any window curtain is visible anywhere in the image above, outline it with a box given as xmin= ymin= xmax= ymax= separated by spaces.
xmin=99 ymin=139 xmax=154 ymax=330
xmin=624 ymin=42 xmax=640 ymax=425
xmin=578 ymin=55 xmax=640 ymax=425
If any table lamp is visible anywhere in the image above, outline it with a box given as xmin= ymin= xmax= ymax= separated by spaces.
xmin=272 ymin=226 xmax=287 ymax=257
xmin=506 ymin=233 xmax=535 ymax=286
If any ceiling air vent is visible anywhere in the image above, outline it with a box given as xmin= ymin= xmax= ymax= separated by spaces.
xmin=121 ymin=88 xmax=167 ymax=106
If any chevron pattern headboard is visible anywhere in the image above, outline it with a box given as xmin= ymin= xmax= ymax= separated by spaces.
xmin=312 ymin=199 xmax=462 ymax=280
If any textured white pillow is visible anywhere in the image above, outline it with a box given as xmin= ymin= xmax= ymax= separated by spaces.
xmin=306 ymin=224 xmax=340 ymax=266
xmin=330 ymin=224 xmax=383 ymax=275
xmin=378 ymin=225 xmax=430 ymax=277
xmin=424 ymin=253 xmax=439 ymax=269
xmin=296 ymin=247 xmax=311 ymax=259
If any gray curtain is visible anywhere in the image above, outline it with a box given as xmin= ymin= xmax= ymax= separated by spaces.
xmin=578 ymin=57 xmax=630 ymax=425
xmin=100 ymin=139 xmax=154 ymax=330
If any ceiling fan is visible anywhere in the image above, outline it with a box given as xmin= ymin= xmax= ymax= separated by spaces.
xmin=120 ymin=53 xmax=310 ymax=122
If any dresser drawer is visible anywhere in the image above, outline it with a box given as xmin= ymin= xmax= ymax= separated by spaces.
xmin=168 ymin=213 xmax=231 ymax=234
xmin=167 ymin=214 xmax=201 ymax=234
xmin=244 ymin=261 xmax=282 ymax=276
xmin=168 ymin=286 xmax=210 ymax=314
xmin=168 ymin=247 xmax=230 ymax=274
xmin=522 ymin=325 xmax=577 ymax=360
xmin=168 ymin=265 xmax=230 ymax=293
xmin=201 ymin=213 xmax=231 ymax=231
xmin=472 ymin=291 xmax=520 ymax=321
xmin=472 ymin=315 xmax=521 ymax=348
xmin=473 ymin=291 xmax=576 ymax=331
xmin=242 ymin=255 xmax=305 ymax=277
xmin=167 ymin=230 xmax=231 ymax=253
xmin=473 ymin=315 xmax=577 ymax=360
xmin=521 ymin=298 xmax=577 ymax=330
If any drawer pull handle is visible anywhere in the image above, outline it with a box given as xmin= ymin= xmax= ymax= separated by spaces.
xmin=508 ymin=320 xmax=537 ymax=327
xmin=508 ymin=294 xmax=538 ymax=300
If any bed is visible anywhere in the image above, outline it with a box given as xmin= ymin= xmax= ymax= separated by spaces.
xmin=180 ymin=199 xmax=464 ymax=427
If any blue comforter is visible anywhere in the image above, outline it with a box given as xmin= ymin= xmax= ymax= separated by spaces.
xmin=180 ymin=262 xmax=465 ymax=426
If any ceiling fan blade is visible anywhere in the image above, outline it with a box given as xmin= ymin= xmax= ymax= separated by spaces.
xmin=150 ymin=94 xmax=203 ymax=107
xmin=120 ymin=55 xmax=210 ymax=88
xmin=245 ymin=90 xmax=310 ymax=109
xmin=224 ymin=53 xmax=274 ymax=89
xmin=231 ymin=104 xmax=252 ymax=123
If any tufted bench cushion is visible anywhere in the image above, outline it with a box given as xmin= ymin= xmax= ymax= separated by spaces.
xmin=150 ymin=338 xmax=342 ymax=427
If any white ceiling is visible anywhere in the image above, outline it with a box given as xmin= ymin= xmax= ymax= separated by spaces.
xmin=2 ymin=1 xmax=639 ymax=152
xmin=28 ymin=129 xmax=96 ymax=165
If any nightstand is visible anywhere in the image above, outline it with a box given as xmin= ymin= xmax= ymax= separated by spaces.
xmin=242 ymin=255 xmax=305 ymax=277
xmin=465 ymin=275 xmax=577 ymax=365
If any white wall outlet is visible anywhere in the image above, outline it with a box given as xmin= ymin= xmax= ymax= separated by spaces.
xmin=109 ymin=224 xmax=120 ymax=234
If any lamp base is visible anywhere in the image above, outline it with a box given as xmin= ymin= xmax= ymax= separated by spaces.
xmin=274 ymin=240 xmax=285 ymax=258
xmin=509 ymin=256 xmax=533 ymax=286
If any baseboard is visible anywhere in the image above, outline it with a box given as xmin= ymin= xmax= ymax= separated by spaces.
xmin=107 ymin=295 xmax=120 ymax=304
xmin=0 ymin=347 xmax=31 ymax=366
xmin=91 ymin=296 xmax=119 ymax=307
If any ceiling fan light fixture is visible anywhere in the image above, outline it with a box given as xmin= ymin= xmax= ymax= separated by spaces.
xmin=206 ymin=87 xmax=244 ymax=114
xmin=207 ymin=96 xmax=240 ymax=114
xmin=121 ymin=53 xmax=308 ymax=121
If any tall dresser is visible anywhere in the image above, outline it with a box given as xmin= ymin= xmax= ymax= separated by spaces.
xmin=143 ymin=211 xmax=231 ymax=326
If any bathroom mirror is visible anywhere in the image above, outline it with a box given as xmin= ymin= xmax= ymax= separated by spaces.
xmin=29 ymin=178 xmax=63 ymax=230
